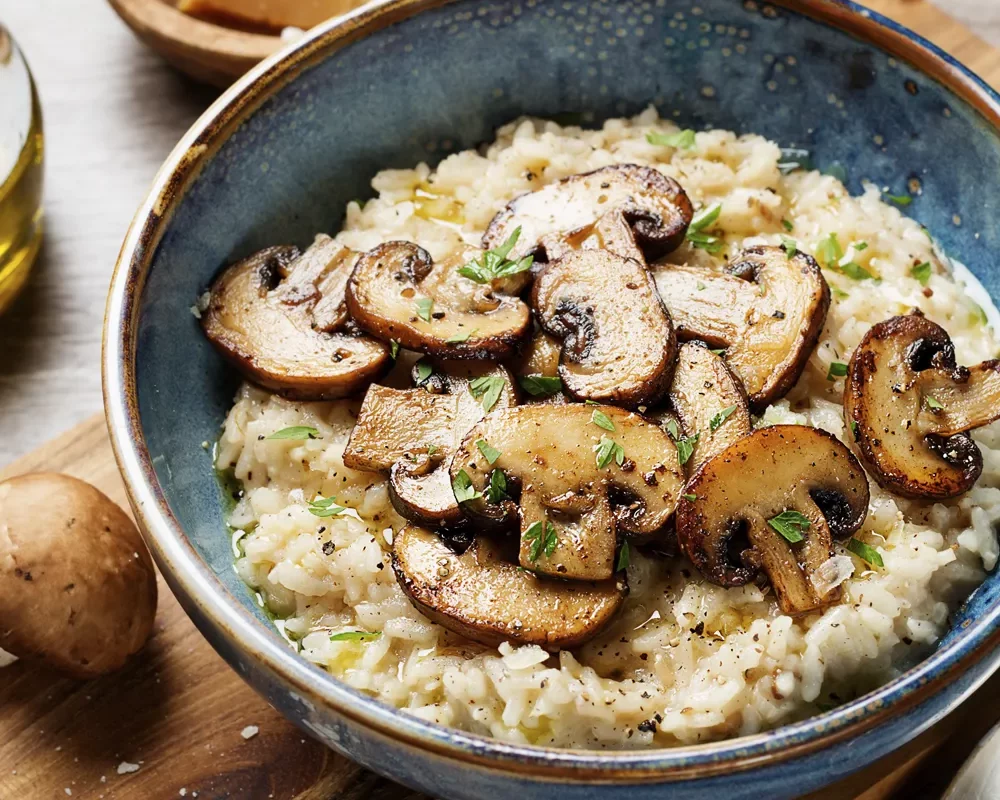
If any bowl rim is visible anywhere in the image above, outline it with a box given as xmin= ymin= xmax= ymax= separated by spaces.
xmin=103 ymin=0 xmax=1000 ymax=783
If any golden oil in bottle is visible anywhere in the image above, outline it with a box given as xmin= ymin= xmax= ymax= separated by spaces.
xmin=0 ymin=27 xmax=43 ymax=316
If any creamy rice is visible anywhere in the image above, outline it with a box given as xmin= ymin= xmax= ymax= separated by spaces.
xmin=217 ymin=108 xmax=1000 ymax=748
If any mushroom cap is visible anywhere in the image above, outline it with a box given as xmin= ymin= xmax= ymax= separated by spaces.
xmin=346 ymin=241 xmax=531 ymax=359
xmin=653 ymin=245 xmax=831 ymax=412
xmin=532 ymin=239 xmax=677 ymax=409
xmin=202 ymin=239 xmax=390 ymax=400
xmin=845 ymin=313 xmax=1000 ymax=499
xmin=343 ymin=361 xmax=517 ymax=527
xmin=452 ymin=404 xmax=684 ymax=580
xmin=0 ymin=473 xmax=157 ymax=678
xmin=392 ymin=525 xmax=627 ymax=649
xmin=667 ymin=342 xmax=752 ymax=472
xmin=677 ymin=425 xmax=869 ymax=616
xmin=483 ymin=164 xmax=694 ymax=291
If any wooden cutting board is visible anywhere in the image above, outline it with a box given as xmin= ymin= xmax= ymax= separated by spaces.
xmin=3 ymin=2 xmax=1000 ymax=797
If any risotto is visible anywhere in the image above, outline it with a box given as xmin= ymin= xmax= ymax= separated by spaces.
xmin=211 ymin=108 xmax=1000 ymax=748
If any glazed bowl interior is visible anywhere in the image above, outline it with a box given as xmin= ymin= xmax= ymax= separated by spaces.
xmin=107 ymin=0 xmax=1000 ymax=782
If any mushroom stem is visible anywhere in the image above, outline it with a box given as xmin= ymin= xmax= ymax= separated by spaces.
xmin=915 ymin=361 xmax=1000 ymax=437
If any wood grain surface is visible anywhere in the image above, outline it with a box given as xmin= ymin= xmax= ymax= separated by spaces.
xmin=3 ymin=1 xmax=1000 ymax=798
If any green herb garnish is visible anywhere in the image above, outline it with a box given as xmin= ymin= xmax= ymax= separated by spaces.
xmin=445 ymin=328 xmax=477 ymax=344
xmin=676 ymin=433 xmax=700 ymax=466
xmin=591 ymin=409 xmax=616 ymax=432
xmin=485 ymin=469 xmax=508 ymax=503
xmin=686 ymin=202 xmax=723 ymax=254
xmin=854 ymin=242 xmax=868 ymax=252
xmin=330 ymin=631 xmax=381 ymax=643
xmin=646 ymin=129 xmax=696 ymax=149
xmin=911 ymin=262 xmax=932 ymax=286
xmin=709 ymin=405 xmax=737 ymax=432
xmin=815 ymin=232 xmax=843 ymax=269
xmin=847 ymin=537 xmax=884 ymax=568
xmin=840 ymin=261 xmax=875 ymax=281
xmin=781 ymin=218 xmax=794 ymax=232
xmin=459 ymin=227 xmax=534 ymax=284
xmin=616 ymin=540 xmax=631 ymax=571
xmin=767 ymin=510 xmax=811 ymax=543
xmin=924 ymin=396 xmax=945 ymax=411
xmin=682 ymin=493 xmax=698 ymax=501
xmin=268 ymin=426 xmax=320 ymax=440
xmin=415 ymin=297 xmax=434 ymax=322
xmin=426 ymin=443 xmax=438 ymax=456
xmin=664 ymin=419 xmax=681 ymax=440
xmin=850 ymin=420 xmax=859 ymax=439
xmin=452 ymin=469 xmax=482 ymax=503
xmin=390 ymin=340 xmax=400 ymax=360
xmin=778 ymin=147 xmax=812 ymax=174
xmin=469 ymin=375 xmax=505 ymax=412
xmin=781 ymin=237 xmax=798 ymax=259
xmin=308 ymin=495 xmax=347 ymax=518
xmin=518 ymin=374 xmax=562 ymax=397
xmin=414 ymin=361 xmax=433 ymax=385
xmin=595 ymin=435 xmax=625 ymax=469
xmin=524 ymin=520 xmax=559 ymax=562
xmin=885 ymin=192 xmax=912 ymax=206
xmin=476 ymin=438 xmax=502 ymax=465
xmin=827 ymin=362 xmax=848 ymax=381
xmin=709 ymin=348 xmax=726 ymax=356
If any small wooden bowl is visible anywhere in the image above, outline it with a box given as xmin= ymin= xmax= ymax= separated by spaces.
xmin=107 ymin=0 xmax=284 ymax=87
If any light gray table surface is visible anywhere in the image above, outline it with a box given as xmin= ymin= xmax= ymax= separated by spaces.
xmin=0 ymin=0 xmax=997 ymax=467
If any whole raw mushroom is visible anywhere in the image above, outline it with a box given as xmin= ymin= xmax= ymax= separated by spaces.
xmin=0 ymin=473 xmax=158 ymax=679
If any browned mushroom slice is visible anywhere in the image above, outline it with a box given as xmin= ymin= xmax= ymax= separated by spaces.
xmin=653 ymin=245 xmax=831 ymax=412
xmin=845 ymin=313 xmax=1000 ymax=499
xmin=392 ymin=525 xmax=627 ymax=649
xmin=343 ymin=362 xmax=517 ymax=527
xmin=678 ymin=425 xmax=870 ymax=616
xmin=346 ymin=241 xmax=531 ymax=359
xmin=532 ymin=248 xmax=677 ymax=408
xmin=452 ymin=404 xmax=684 ymax=581
xmin=668 ymin=342 xmax=752 ymax=472
xmin=202 ymin=239 xmax=390 ymax=400
xmin=482 ymin=164 xmax=694 ymax=291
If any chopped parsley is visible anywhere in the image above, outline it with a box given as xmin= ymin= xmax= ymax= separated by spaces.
xmin=767 ymin=510 xmax=811 ymax=543
xmin=847 ymin=537 xmax=884 ymax=568
xmin=414 ymin=361 xmax=433 ymax=385
xmin=485 ymin=469 xmax=508 ymax=503
xmin=682 ymin=493 xmax=698 ymax=502
xmin=675 ymin=433 xmax=700 ymax=466
xmin=781 ymin=218 xmax=794 ymax=232
xmin=452 ymin=469 xmax=482 ymax=503
xmin=594 ymin=435 xmax=625 ymax=469
xmin=616 ymin=540 xmax=631 ymax=572
xmin=885 ymin=192 xmax=913 ymax=206
xmin=924 ymin=396 xmax=945 ymax=411
xmin=591 ymin=409 xmax=616 ymax=432
xmin=910 ymin=261 xmax=932 ymax=286
xmin=664 ymin=418 xmax=681 ymax=440
xmin=696 ymin=281 xmax=707 ymax=291
xmin=518 ymin=374 xmax=562 ymax=397
xmin=709 ymin=348 xmax=726 ymax=356
xmin=781 ymin=236 xmax=799 ymax=259
xmin=840 ymin=261 xmax=875 ymax=281
xmin=686 ymin=202 xmax=723 ymax=254
xmin=815 ymin=232 xmax=843 ymax=269
xmin=308 ymin=495 xmax=347 ymax=518
xmin=267 ymin=426 xmax=320 ymax=440
xmin=831 ymin=285 xmax=850 ymax=301
xmin=476 ymin=438 xmax=502 ymax=465
xmin=974 ymin=303 xmax=989 ymax=326
xmin=850 ymin=420 xmax=859 ymax=439
xmin=390 ymin=340 xmax=400 ymax=359
xmin=330 ymin=631 xmax=381 ymax=643
xmin=459 ymin=227 xmax=533 ymax=284
xmin=646 ymin=128 xmax=696 ymax=149
xmin=415 ymin=297 xmax=434 ymax=322
xmin=854 ymin=242 xmax=869 ymax=252
xmin=445 ymin=328 xmax=477 ymax=343
xmin=709 ymin=405 xmax=738 ymax=432
xmin=469 ymin=375 xmax=505 ymax=412
xmin=827 ymin=362 xmax=849 ymax=381
xmin=524 ymin=520 xmax=559 ymax=562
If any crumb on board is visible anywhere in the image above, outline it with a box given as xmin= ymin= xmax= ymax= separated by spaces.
xmin=116 ymin=762 xmax=140 ymax=775
xmin=241 ymin=725 xmax=259 ymax=740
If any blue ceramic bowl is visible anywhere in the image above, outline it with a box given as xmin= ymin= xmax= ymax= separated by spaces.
xmin=104 ymin=1 xmax=1000 ymax=797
